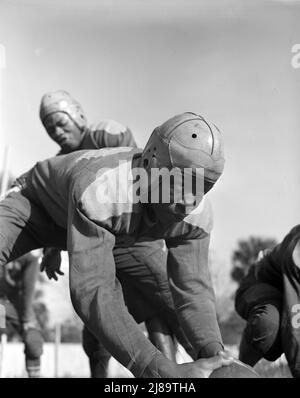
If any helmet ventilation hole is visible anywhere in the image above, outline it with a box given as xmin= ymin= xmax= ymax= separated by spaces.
xmin=192 ymin=133 xmax=197 ymax=138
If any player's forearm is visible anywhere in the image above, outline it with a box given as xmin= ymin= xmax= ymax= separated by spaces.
xmin=167 ymin=237 xmax=223 ymax=358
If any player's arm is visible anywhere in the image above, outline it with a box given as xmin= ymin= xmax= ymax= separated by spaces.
xmin=67 ymin=182 xmax=232 ymax=376
xmin=67 ymin=203 xmax=167 ymax=376
xmin=166 ymin=235 xmax=224 ymax=359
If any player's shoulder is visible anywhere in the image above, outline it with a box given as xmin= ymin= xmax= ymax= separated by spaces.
xmin=287 ymin=224 xmax=300 ymax=240
xmin=292 ymin=239 xmax=300 ymax=270
xmin=283 ymin=224 xmax=300 ymax=267
xmin=90 ymin=119 xmax=128 ymax=135
xmin=74 ymin=147 xmax=140 ymax=195
xmin=73 ymin=147 xmax=139 ymax=166
xmin=278 ymin=224 xmax=300 ymax=253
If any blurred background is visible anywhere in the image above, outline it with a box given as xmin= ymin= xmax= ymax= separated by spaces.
xmin=0 ymin=0 xmax=299 ymax=377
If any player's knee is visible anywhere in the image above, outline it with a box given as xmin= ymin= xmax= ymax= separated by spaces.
xmin=245 ymin=303 xmax=281 ymax=360
xmin=24 ymin=328 xmax=44 ymax=359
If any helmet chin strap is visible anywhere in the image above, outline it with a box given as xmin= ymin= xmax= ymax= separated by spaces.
xmin=66 ymin=113 xmax=86 ymax=134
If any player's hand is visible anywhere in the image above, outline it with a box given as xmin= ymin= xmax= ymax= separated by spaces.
xmin=217 ymin=348 xmax=235 ymax=361
xmin=180 ymin=351 xmax=234 ymax=378
xmin=194 ymin=352 xmax=234 ymax=378
xmin=40 ymin=248 xmax=64 ymax=281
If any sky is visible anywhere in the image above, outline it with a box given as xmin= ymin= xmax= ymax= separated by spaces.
xmin=0 ymin=0 xmax=299 ymax=275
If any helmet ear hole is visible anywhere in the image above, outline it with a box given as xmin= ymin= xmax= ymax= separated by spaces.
xmin=143 ymin=159 xmax=149 ymax=168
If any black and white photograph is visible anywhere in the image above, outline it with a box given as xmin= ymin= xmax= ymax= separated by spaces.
xmin=0 ymin=0 xmax=299 ymax=380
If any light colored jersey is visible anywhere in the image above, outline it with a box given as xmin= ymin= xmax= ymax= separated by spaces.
xmin=58 ymin=120 xmax=137 ymax=155
xmin=27 ymin=147 xmax=212 ymax=246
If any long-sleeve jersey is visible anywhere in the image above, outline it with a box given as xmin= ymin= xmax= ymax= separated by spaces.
xmin=8 ymin=120 xmax=137 ymax=328
xmin=58 ymin=120 xmax=137 ymax=154
xmin=237 ymin=225 xmax=300 ymax=375
xmin=26 ymin=147 xmax=212 ymax=240
xmin=23 ymin=147 xmax=222 ymax=356
xmin=14 ymin=120 xmax=137 ymax=189
xmin=254 ymin=225 xmax=300 ymax=290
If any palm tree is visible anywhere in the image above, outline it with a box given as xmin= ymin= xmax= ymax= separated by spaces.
xmin=231 ymin=236 xmax=277 ymax=284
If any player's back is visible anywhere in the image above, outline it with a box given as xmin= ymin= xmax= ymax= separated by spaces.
xmin=26 ymin=147 xmax=140 ymax=231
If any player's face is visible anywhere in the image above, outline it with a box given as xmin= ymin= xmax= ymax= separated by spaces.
xmin=148 ymin=168 xmax=213 ymax=224
xmin=43 ymin=112 xmax=83 ymax=153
